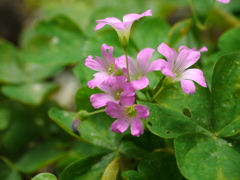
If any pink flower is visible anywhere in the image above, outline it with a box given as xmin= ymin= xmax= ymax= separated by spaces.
xmin=90 ymin=76 xmax=135 ymax=108
xmin=216 ymin=0 xmax=230 ymax=3
xmin=94 ymin=10 xmax=152 ymax=47
xmin=85 ymin=44 xmax=123 ymax=88
xmin=118 ymin=48 xmax=162 ymax=90
xmin=105 ymin=96 xmax=149 ymax=137
xmin=157 ymin=43 xmax=207 ymax=95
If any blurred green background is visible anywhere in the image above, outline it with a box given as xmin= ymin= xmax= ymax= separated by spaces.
xmin=0 ymin=0 xmax=240 ymax=179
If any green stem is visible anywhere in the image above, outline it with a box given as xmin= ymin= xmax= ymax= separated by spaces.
xmin=124 ymin=47 xmax=131 ymax=82
xmin=152 ymin=86 xmax=164 ymax=102
xmin=202 ymin=0 xmax=216 ymax=27
xmin=188 ymin=0 xmax=200 ymax=25
xmin=87 ymin=109 xmax=105 ymax=116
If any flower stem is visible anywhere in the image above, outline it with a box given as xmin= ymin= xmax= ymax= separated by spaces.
xmin=124 ymin=47 xmax=131 ymax=82
xmin=87 ymin=109 xmax=105 ymax=116
xmin=203 ymin=0 xmax=216 ymax=27
xmin=152 ymin=86 xmax=164 ymax=102
xmin=76 ymin=109 xmax=105 ymax=121
xmin=188 ymin=0 xmax=200 ymax=26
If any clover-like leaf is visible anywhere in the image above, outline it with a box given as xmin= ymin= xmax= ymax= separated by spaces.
xmin=211 ymin=53 xmax=240 ymax=137
xmin=175 ymin=133 xmax=240 ymax=180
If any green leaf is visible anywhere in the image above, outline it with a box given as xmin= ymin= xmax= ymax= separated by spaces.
xmin=0 ymin=38 xmax=25 ymax=84
xmin=140 ymin=83 xmax=211 ymax=138
xmin=71 ymin=141 xmax=111 ymax=158
xmin=167 ymin=19 xmax=192 ymax=47
xmin=48 ymin=107 xmax=81 ymax=140
xmin=122 ymin=170 xmax=146 ymax=180
xmin=132 ymin=18 xmax=170 ymax=50
xmin=78 ymin=112 xmax=126 ymax=150
xmin=31 ymin=173 xmax=57 ymax=180
xmin=1 ymin=82 xmax=57 ymax=106
xmin=16 ymin=139 xmax=65 ymax=173
xmin=118 ymin=141 xmax=148 ymax=159
xmin=218 ymin=27 xmax=240 ymax=52
xmin=0 ymin=159 xmax=22 ymax=180
xmin=122 ymin=152 xmax=183 ymax=180
xmin=24 ymin=15 xmax=86 ymax=66
xmin=211 ymin=53 xmax=240 ymax=137
xmin=102 ymin=156 xmax=120 ymax=180
xmin=75 ymin=86 xmax=102 ymax=111
xmin=138 ymin=152 xmax=183 ymax=180
xmin=0 ymin=108 xmax=11 ymax=131
xmin=121 ymin=131 xmax=165 ymax=152
xmin=175 ymin=133 xmax=240 ymax=180
xmin=60 ymin=153 xmax=117 ymax=180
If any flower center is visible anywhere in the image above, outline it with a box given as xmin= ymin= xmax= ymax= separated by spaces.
xmin=125 ymin=106 xmax=137 ymax=117
xmin=114 ymin=91 xmax=123 ymax=100
xmin=108 ymin=64 xmax=115 ymax=74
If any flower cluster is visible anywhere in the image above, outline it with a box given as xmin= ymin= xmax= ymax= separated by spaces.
xmin=85 ymin=10 xmax=208 ymax=137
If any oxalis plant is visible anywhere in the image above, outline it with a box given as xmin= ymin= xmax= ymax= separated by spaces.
xmin=30 ymin=0 xmax=240 ymax=180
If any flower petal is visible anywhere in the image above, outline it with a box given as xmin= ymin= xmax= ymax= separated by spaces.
xmin=94 ymin=23 xmax=107 ymax=31
xmin=137 ymin=48 xmax=155 ymax=75
xmin=158 ymin=43 xmax=178 ymax=68
xmin=123 ymin=10 xmax=152 ymax=22
xmin=113 ymin=22 xmax=131 ymax=29
xmin=90 ymin=93 xmax=117 ymax=108
xmin=158 ymin=59 xmax=175 ymax=77
xmin=87 ymin=71 xmax=109 ymax=88
xmin=120 ymin=96 xmax=135 ymax=106
xmin=130 ymin=76 xmax=149 ymax=90
xmin=110 ymin=117 xmax=130 ymax=133
xmin=180 ymin=79 xmax=196 ymax=95
xmin=178 ymin=46 xmax=208 ymax=52
xmin=174 ymin=49 xmax=200 ymax=73
xmin=106 ymin=101 xmax=125 ymax=118
xmin=96 ymin=17 xmax=121 ymax=24
xmin=134 ymin=105 xmax=149 ymax=119
xmin=180 ymin=68 xmax=207 ymax=87
xmin=85 ymin=56 xmax=108 ymax=71
xmin=147 ymin=59 xmax=162 ymax=73
xmin=130 ymin=116 xmax=144 ymax=137
xmin=101 ymin=44 xmax=115 ymax=64
xmin=216 ymin=0 xmax=230 ymax=3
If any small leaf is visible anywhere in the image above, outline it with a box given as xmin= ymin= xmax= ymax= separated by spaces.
xmin=60 ymin=153 xmax=117 ymax=180
xmin=211 ymin=53 xmax=240 ymax=137
xmin=102 ymin=157 xmax=120 ymax=180
xmin=48 ymin=107 xmax=81 ymax=140
xmin=24 ymin=15 xmax=86 ymax=66
xmin=16 ymin=139 xmax=65 ymax=173
xmin=31 ymin=173 xmax=57 ymax=180
xmin=132 ymin=18 xmax=170 ymax=50
xmin=138 ymin=152 xmax=183 ymax=180
xmin=75 ymin=86 xmax=102 ymax=111
xmin=218 ymin=27 xmax=240 ymax=52
xmin=1 ymin=82 xmax=57 ymax=106
xmin=175 ymin=133 xmax=240 ymax=180
xmin=0 ymin=38 xmax=25 ymax=84
xmin=118 ymin=141 xmax=148 ymax=159
xmin=122 ymin=170 xmax=146 ymax=180
xmin=140 ymin=83 xmax=211 ymax=138
xmin=0 ymin=159 xmax=22 ymax=180
xmin=167 ymin=19 xmax=192 ymax=46
xmin=79 ymin=112 xmax=126 ymax=150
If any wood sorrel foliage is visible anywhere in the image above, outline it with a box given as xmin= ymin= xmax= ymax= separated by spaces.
xmin=1 ymin=1 xmax=239 ymax=180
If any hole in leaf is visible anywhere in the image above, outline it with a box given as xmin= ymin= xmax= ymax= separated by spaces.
xmin=182 ymin=108 xmax=192 ymax=118
xmin=166 ymin=130 xmax=171 ymax=134
xmin=148 ymin=122 xmax=152 ymax=126
xmin=106 ymin=49 xmax=110 ymax=53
